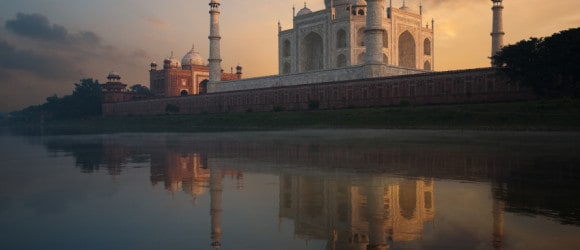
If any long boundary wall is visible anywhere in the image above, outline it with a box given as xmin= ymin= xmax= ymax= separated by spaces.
xmin=103 ymin=68 xmax=535 ymax=116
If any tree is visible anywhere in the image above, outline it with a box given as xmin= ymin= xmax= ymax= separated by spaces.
xmin=492 ymin=27 xmax=580 ymax=98
xmin=9 ymin=78 xmax=103 ymax=122
xmin=129 ymin=84 xmax=151 ymax=95
xmin=70 ymin=78 xmax=103 ymax=118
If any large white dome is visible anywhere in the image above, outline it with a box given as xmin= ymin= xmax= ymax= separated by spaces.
xmin=182 ymin=45 xmax=205 ymax=66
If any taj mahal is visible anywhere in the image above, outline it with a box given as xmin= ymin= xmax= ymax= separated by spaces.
xmin=205 ymin=0 xmax=437 ymax=93
xmin=102 ymin=0 xmax=513 ymax=116
xmin=278 ymin=0 xmax=434 ymax=74
xmin=136 ymin=0 xmax=438 ymax=98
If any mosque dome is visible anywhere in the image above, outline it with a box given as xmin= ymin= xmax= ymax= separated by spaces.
xmin=296 ymin=3 xmax=312 ymax=16
xmin=400 ymin=0 xmax=413 ymax=12
xmin=107 ymin=71 xmax=121 ymax=81
xmin=164 ymin=55 xmax=181 ymax=69
xmin=182 ymin=44 xmax=205 ymax=66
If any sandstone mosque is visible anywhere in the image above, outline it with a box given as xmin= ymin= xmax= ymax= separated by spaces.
xmin=102 ymin=0 xmax=518 ymax=116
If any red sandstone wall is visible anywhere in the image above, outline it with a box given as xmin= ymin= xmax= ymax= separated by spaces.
xmin=103 ymin=68 xmax=535 ymax=116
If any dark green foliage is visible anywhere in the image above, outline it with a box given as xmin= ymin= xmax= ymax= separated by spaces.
xmin=9 ymin=78 xmax=103 ymax=122
xmin=165 ymin=104 xmax=180 ymax=114
xmin=19 ymin=100 xmax=580 ymax=134
xmin=493 ymin=27 xmax=580 ymax=98
xmin=129 ymin=84 xmax=151 ymax=95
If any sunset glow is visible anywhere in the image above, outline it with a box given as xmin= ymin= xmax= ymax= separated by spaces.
xmin=0 ymin=0 xmax=578 ymax=111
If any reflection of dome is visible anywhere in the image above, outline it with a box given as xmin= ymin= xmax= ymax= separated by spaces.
xmin=182 ymin=44 xmax=205 ymax=66
xmin=296 ymin=3 xmax=312 ymax=16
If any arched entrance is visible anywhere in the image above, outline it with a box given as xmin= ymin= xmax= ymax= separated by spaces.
xmin=399 ymin=31 xmax=416 ymax=68
xmin=337 ymin=54 xmax=347 ymax=68
xmin=301 ymin=32 xmax=324 ymax=72
xmin=180 ymin=90 xmax=188 ymax=96
xmin=424 ymin=61 xmax=431 ymax=71
xmin=199 ymin=79 xmax=209 ymax=94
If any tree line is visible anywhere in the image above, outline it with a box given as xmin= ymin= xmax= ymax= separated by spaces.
xmin=492 ymin=27 xmax=580 ymax=98
xmin=9 ymin=79 xmax=149 ymax=122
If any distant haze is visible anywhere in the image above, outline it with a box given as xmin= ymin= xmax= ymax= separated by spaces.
xmin=0 ymin=0 xmax=578 ymax=112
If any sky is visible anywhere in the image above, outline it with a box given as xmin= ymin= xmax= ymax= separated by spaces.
xmin=0 ymin=0 xmax=579 ymax=112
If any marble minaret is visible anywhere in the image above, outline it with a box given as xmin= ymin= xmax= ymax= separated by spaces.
xmin=208 ymin=0 xmax=222 ymax=83
xmin=490 ymin=0 xmax=505 ymax=60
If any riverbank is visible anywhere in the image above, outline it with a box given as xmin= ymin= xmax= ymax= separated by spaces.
xmin=7 ymin=99 xmax=580 ymax=134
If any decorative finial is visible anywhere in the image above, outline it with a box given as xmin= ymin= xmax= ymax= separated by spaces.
xmin=304 ymin=2 xmax=307 ymax=8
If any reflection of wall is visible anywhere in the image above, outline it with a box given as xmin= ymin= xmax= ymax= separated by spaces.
xmin=150 ymin=153 xmax=210 ymax=196
xmin=279 ymin=175 xmax=434 ymax=249
xmin=149 ymin=151 xmax=244 ymax=197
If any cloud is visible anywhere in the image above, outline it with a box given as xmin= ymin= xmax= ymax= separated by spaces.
xmin=142 ymin=16 xmax=170 ymax=29
xmin=0 ymin=40 xmax=78 ymax=79
xmin=132 ymin=48 xmax=149 ymax=59
xmin=0 ymin=13 xmax=121 ymax=111
xmin=5 ymin=12 xmax=102 ymax=48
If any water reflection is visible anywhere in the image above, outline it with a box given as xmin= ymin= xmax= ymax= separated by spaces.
xmin=279 ymin=175 xmax=434 ymax=250
xmin=29 ymin=131 xmax=580 ymax=249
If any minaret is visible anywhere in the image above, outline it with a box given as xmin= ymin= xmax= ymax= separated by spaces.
xmin=210 ymin=168 xmax=223 ymax=249
xmin=490 ymin=0 xmax=505 ymax=61
xmin=365 ymin=0 xmax=386 ymax=65
xmin=365 ymin=0 xmax=387 ymax=77
xmin=208 ymin=0 xmax=222 ymax=84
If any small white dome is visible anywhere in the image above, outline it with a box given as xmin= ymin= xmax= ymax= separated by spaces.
xmin=182 ymin=45 xmax=205 ymax=66
xmin=296 ymin=3 xmax=312 ymax=16
xmin=107 ymin=71 xmax=121 ymax=80
xmin=164 ymin=56 xmax=181 ymax=69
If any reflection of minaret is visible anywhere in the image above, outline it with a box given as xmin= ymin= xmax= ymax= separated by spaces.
xmin=492 ymin=183 xmax=505 ymax=250
xmin=366 ymin=177 xmax=389 ymax=250
xmin=490 ymin=0 xmax=505 ymax=63
xmin=210 ymin=168 xmax=223 ymax=249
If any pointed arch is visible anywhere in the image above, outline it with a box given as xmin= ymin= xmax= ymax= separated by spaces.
xmin=301 ymin=32 xmax=324 ymax=72
xmin=398 ymin=31 xmax=416 ymax=68
xmin=424 ymin=38 xmax=431 ymax=56
xmin=337 ymin=54 xmax=347 ymax=68
xmin=357 ymin=52 xmax=366 ymax=65
xmin=283 ymin=40 xmax=291 ymax=58
xmin=399 ymin=180 xmax=417 ymax=220
xmin=336 ymin=29 xmax=347 ymax=49
xmin=283 ymin=62 xmax=291 ymax=74
xmin=357 ymin=28 xmax=365 ymax=47
xmin=383 ymin=31 xmax=388 ymax=48
xmin=424 ymin=61 xmax=431 ymax=71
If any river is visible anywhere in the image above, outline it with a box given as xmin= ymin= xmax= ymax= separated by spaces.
xmin=1 ymin=129 xmax=579 ymax=250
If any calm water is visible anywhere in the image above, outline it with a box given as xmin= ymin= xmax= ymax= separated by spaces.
xmin=1 ymin=129 xmax=580 ymax=250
